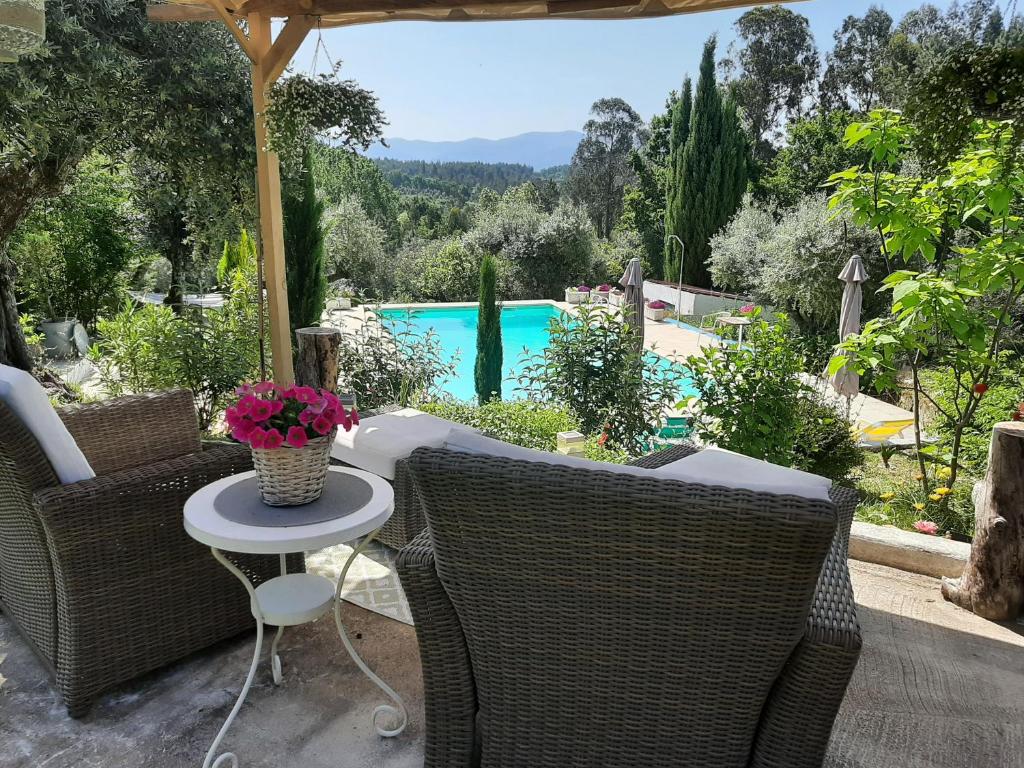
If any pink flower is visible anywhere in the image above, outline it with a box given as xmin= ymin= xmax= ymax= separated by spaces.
xmin=231 ymin=418 xmax=256 ymax=442
xmin=648 ymin=300 xmax=667 ymax=310
xmin=250 ymin=399 xmax=273 ymax=422
xmin=299 ymin=408 xmax=316 ymax=426
xmin=322 ymin=391 xmax=340 ymax=409
xmin=253 ymin=381 xmax=276 ymax=395
xmin=294 ymin=386 xmax=318 ymax=404
xmin=277 ymin=386 xmax=296 ymax=400
xmin=739 ymin=304 xmax=756 ymax=315
xmin=286 ymin=426 xmax=309 ymax=449
xmin=235 ymin=383 xmax=252 ymax=396
xmin=248 ymin=426 xmax=268 ymax=449
xmin=269 ymin=399 xmax=285 ymax=416
xmin=306 ymin=397 xmax=328 ymax=415
xmin=350 ymin=408 xmax=359 ymax=426
xmin=913 ymin=520 xmax=939 ymax=536
xmin=262 ymin=428 xmax=284 ymax=449
xmin=312 ymin=415 xmax=333 ymax=436
xmin=225 ymin=406 xmax=241 ymax=427
xmin=236 ymin=394 xmax=258 ymax=415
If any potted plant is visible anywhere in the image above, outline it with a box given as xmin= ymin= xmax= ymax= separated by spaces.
xmin=609 ymin=288 xmax=625 ymax=307
xmin=594 ymin=284 xmax=612 ymax=302
xmin=645 ymin=299 xmax=669 ymax=322
xmin=226 ymin=382 xmax=357 ymax=506
xmin=565 ymin=285 xmax=586 ymax=304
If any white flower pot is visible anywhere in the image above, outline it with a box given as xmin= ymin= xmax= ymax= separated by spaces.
xmin=645 ymin=307 xmax=668 ymax=322
xmin=40 ymin=320 xmax=78 ymax=359
xmin=565 ymin=289 xmax=582 ymax=305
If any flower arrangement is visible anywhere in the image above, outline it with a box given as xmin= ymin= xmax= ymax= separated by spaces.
xmin=577 ymin=284 xmax=592 ymax=293
xmin=739 ymin=303 xmax=757 ymax=316
xmin=226 ymin=381 xmax=357 ymax=449
xmin=648 ymin=300 xmax=667 ymax=310
xmin=596 ymin=284 xmax=612 ymax=292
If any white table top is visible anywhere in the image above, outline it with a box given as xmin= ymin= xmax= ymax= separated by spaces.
xmin=716 ymin=316 xmax=753 ymax=327
xmin=184 ymin=466 xmax=394 ymax=554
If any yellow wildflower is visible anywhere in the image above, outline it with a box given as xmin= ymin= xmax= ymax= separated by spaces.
xmin=929 ymin=493 xmax=943 ymax=502
xmin=937 ymin=466 xmax=952 ymax=479
xmin=913 ymin=502 xmax=926 ymax=511
xmin=879 ymin=492 xmax=895 ymax=501
xmin=914 ymin=472 xmax=925 ymax=482
xmin=935 ymin=487 xmax=952 ymax=496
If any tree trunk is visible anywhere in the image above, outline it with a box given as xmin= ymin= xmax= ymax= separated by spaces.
xmin=0 ymin=248 xmax=34 ymax=371
xmin=941 ymin=421 xmax=1024 ymax=621
xmin=294 ymin=326 xmax=341 ymax=393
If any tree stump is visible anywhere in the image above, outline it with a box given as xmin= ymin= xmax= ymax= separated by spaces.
xmin=294 ymin=327 xmax=341 ymax=393
xmin=941 ymin=421 xmax=1024 ymax=621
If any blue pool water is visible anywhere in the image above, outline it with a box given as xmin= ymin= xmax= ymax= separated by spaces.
xmin=377 ymin=303 xmax=698 ymax=404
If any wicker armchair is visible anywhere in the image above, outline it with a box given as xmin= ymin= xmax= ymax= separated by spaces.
xmin=0 ymin=389 xmax=294 ymax=717
xmin=396 ymin=444 xmax=862 ymax=768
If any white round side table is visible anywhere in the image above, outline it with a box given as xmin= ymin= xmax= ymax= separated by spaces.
xmin=184 ymin=466 xmax=407 ymax=768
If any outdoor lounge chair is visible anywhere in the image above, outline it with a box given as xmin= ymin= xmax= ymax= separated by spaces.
xmin=855 ymin=418 xmax=936 ymax=466
xmin=0 ymin=381 xmax=293 ymax=716
xmin=396 ymin=443 xmax=862 ymax=768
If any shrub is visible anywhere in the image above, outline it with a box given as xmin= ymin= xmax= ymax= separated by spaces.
xmin=283 ymin=147 xmax=328 ymax=332
xmin=517 ymin=304 xmax=682 ymax=455
xmin=475 ymin=255 xmax=502 ymax=403
xmin=422 ymin=400 xmax=578 ymax=451
xmin=337 ymin=314 xmax=458 ymax=410
xmin=323 ymin=195 xmax=392 ymax=298
xmin=793 ymin=391 xmax=862 ymax=481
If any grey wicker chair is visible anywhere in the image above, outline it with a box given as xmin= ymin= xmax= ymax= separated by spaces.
xmin=396 ymin=444 xmax=862 ymax=768
xmin=0 ymin=389 xmax=296 ymax=717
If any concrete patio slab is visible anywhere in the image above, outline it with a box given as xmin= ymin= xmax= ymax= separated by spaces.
xmin=2 ymin=561 xmax=1022 ymax=767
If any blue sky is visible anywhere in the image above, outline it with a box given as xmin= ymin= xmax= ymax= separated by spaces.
xmin=290 ymin=0 xmax=959 ymax=141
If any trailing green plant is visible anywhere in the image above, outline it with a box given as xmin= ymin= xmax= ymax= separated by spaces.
xmin=284 ymin=147 xmax=328 ymax=333
xmin=685 ymin=315 xmax=809 ymax=466
xmin=829 ymin=111 xmax=1024 ymax=501
xmin=336 ymin=313 xmax=458 ymax=410
xmin=264 ymin=67 xmax=386 ymax=170
xmin=517 ymin=304 xmax=682 ymax=455
xmin=475 ymin=255 xmax=503 ymax=403
xmin=421 ymin=400 xmax=579 ymax=452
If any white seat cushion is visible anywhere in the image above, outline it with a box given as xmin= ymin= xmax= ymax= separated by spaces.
xmin=0 ymin=364 xmax=95 ymax=485
xmin=442 ymin=433 xmax=833 ymax=502
xmin=331 ymin=408 xmax=480 ymax=480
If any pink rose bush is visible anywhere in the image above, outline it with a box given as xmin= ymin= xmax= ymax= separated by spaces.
xmin=226 ymin=382 xmax=358 ymax=450
xmin=648 ymin=300 xmax=667 ymax=310
xmin=739 ymin=303 xmax=757 ymax=316
xmin=577 ymin=284 xmax=591 ymax=292
xmin=597 ymin=284 xmax=612 ymax=292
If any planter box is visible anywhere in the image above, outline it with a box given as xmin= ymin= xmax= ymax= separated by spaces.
xmin=327 ymin=297 xmax=352 ymax=311
xmin=609 ymin=291 xmax=624 ymax=307
xmin=565 ymin=288 xmax=583 ymax=305
xmin=593 ymin=289 xmax=610 ymax=304
xmin=645 ymin=306 xmax=668 ymax=322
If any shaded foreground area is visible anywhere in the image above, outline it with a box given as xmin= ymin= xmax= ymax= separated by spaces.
xmin=1 ymin=562 xmax=1022 ymax=767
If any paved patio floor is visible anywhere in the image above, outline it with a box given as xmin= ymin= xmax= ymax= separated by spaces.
xmin=2 ymin=561 xmax=1022 ymax=767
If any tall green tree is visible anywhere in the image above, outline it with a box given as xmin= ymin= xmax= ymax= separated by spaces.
xmin=665 ymin=39 xmax=749 ymax=289
xmin=284 ymin=148 xmax=328 ymax=333
xmin=663 ymin=78 xmax=693 ymax=281
xmin=565 ymin=98 xmax=648 ymax=238
xmin=474 ymin=255 xmax=503 ymax=403
xmin=721 ymin=5 xmax=819 ymax=167
xmin=819 ymin=8 xmax=897 ymax=113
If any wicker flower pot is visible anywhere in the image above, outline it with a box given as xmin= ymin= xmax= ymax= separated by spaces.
xmin=252 ymin=432 xmax=334 ymax=506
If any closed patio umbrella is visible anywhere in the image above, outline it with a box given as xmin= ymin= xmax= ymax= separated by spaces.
xmin=620 ymin=257 xmax=645 ymax=348
xmin=830 ymin=254 xmax=869 ymax=397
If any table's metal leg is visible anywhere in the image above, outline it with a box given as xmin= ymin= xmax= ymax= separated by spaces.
xmin=334 ymin=530 xmax=408 ymax=737
xmin=204 ymin=548 xmax=267 ymax=768
xmin=270 ymin=554 xmax=287 ymax=685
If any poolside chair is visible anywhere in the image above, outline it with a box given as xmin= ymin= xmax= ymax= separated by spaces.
xmin=0 ymin=369 xmax=294 ymax=716
xmin=696 ymin=310 xmax=730 ymax=341
xmin=855 ymin=418 xmax=935 ymax=466
xmin=397 ymin=442 xmax=862 ymax=768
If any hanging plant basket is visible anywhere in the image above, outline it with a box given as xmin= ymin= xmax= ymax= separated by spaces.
xmin=264 ymin=64 xmax=386 ymax=169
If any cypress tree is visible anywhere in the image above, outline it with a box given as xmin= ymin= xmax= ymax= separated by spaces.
xmin=664 ymin=38 xmax=750 ymax=290
xmin=474 ymin=254 xmax=503 ymax=403
xmin=283 ymin=146 xmax=328 ymax=333
xmin=663 ymin=78 xmax=692 ymax=283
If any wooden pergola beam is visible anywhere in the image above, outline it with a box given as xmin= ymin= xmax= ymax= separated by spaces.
xmin=264 ymin=14 xmax=315 ymax=83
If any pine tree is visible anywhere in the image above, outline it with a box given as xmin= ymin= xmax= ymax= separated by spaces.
xmin=664 ymin=38 xmax=750 ymax=289
xmin=663 ymin=78 xmax=693 ymax=283
xmin=474 ymin=254 xmax=503 ymax=403
xmin=283 ymin=146 xmax=328 ymax=333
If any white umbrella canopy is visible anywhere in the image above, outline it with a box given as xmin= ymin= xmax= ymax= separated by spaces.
xmin=620 ymin=257 xmax=645 ymax=347
xmin=830 ymin=254 xmax=869 ymax=397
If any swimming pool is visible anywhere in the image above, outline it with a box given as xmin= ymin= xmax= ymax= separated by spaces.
xmin=377 ymin=302 xmax=698 ymax=405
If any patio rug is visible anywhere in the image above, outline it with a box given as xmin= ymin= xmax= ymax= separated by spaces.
xmin=306 ymin=540 xmax=413 ymax=626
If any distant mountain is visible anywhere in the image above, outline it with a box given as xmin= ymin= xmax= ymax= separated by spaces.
xmin=365 ymin=131 xmax=583 ymax=172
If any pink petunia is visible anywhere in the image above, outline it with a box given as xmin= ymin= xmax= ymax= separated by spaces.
xmin=250 ymin=400 xmax=273 ymax=422
xmin=269 ymin=399 xmax=285 ymax=416
xmin=306 ymin=397 xmax=328 ymax=415
xmin=294 ymin=386 xmax=319 ymax=404
xmin=231 ymin=418 xmax=256 ymax=443
xmin=225 ymin=406 xmax=241 ymax=427
xmin=254 ymin=381 xmax=276 ymax=395
xmin=350 ymin=408 xmax=359 ymax=426
xmin=286 ymin=426 xmax=309 ymax=449
xmin=263 ymin=428 xmax=284 ymax=449
xmin=299 ymin=408 xmax=316 ymax=426
xmin=913 ymin=520 xmax=939 ymax=535
xmin=236 ymin=393 xmax=258 ymax=415
xmin=248 ymin=426 xmax=268 ymax=449
xmin=322 ymin=391 xmax=340 ymax=408
xmin=277 ymin=386 xmax=296 ymax=400
xmin=235 ymin=383 xmax=252 ymax=396
xmin=312 ymin=415 xmax=333 ymax=436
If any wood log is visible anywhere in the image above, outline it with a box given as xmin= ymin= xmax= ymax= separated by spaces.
xmin=294 ymin=327 xmax=341 ymax=393
xmin=941 ymin=421 xmax=1024 ymax=620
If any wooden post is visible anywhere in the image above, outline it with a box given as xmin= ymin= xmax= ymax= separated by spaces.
xmin=249 ymin=13 xmax=295 ymax=385
xmin=941 ymin=421 xmax=1024 ymax=621
xmin=294 ymin=326 xmax=342 ymax=392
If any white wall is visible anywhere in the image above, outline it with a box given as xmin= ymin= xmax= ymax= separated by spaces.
xmin=642 ymin=281 xmax=747 ymax=317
